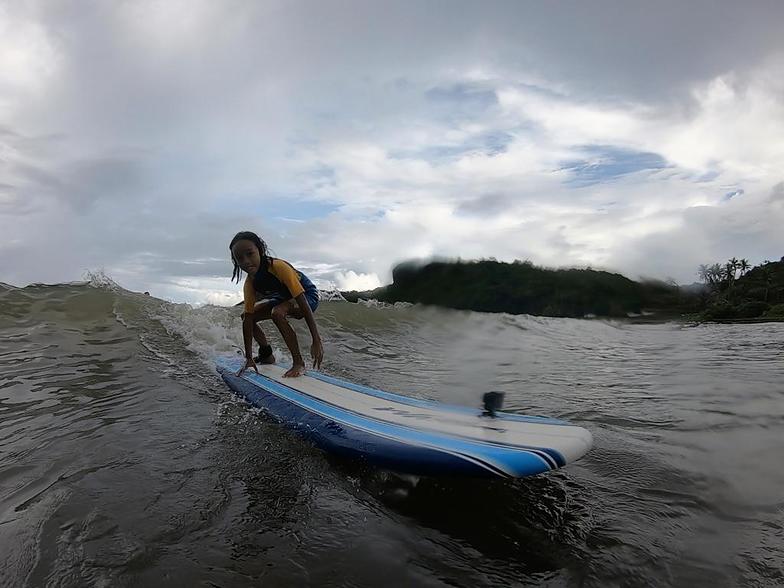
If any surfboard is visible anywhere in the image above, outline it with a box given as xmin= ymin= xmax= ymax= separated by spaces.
xmin=216 ymin=356 xmax=592 ymax=478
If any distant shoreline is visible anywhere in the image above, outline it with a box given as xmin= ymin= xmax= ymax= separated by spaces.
xmin=685 ymin=316 xmax=784 ymax=325
xmin=341 ymin=257 xmax=784 ymax=322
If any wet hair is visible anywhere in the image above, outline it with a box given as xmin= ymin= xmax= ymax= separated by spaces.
xmin=229 ymin=231 xmax=271 ymax=283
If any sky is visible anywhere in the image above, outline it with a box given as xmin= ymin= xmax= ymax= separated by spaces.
xmin=1 ymin=0 xmax=783 ymax=305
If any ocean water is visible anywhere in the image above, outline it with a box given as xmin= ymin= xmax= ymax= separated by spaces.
xmin=1 ymin=279 xmax=782 ymax=587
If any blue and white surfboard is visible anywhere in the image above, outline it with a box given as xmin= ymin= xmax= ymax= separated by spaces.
xmin=216 ymin=356 xmax=592 ymax=478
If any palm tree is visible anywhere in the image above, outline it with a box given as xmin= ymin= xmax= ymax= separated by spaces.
xmin=761 ymin=266 xmax=773 ymax=301
xmin=739 ymin=259 xmax=750 ymax=276
xmin=697 ymin=264 xmax=710 ymax=284
xmin=723 ymin=263 xmax=734 ymax=288
xmin=729 ymin=257 xmax=740 ymax=280
xmin=708 ymin=263 xmax=724 ymax=290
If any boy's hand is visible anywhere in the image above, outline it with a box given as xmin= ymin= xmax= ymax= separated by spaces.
xmin=237 ymin=357 xmax=258 ymax=376
xmin=310 ymin=338 xmax=323 ymax=370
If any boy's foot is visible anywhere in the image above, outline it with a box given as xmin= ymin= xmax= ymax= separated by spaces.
xmin=283 ymin=362 xmax=306 ymax=377
xmin=254 ymin=344 xmax=275 ymax=364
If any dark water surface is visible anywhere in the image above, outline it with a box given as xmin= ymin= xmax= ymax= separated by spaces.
xmin=1 ymin=281 xmax=782 ymax=587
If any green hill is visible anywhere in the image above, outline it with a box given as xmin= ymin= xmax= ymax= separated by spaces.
xmin=343 ymin=259 xmax=699 ymax=318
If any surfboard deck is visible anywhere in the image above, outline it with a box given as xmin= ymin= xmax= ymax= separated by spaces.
xmin=216 ymin=356 xmax=592 ymax=478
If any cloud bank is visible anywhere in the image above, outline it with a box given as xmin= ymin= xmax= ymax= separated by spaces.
xmin=1 ymin=1 xmax=782 ymax=304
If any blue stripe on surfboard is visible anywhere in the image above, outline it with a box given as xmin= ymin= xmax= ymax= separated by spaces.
xmin=538 ymin=448 xmax=566 ymax=468
xmin=216 ymin=360 xmax=555 ymax=477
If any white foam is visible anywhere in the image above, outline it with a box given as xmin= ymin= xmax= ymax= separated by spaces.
xmin=83 ymin=269 xmax=123 ymax=291
xmin=318 ymin=289 xmax=347 ymax=302
xmin=358 ymin=298 xmax=413 ymax=310
xmin=151 ymin=302 xmax=246 ymax=367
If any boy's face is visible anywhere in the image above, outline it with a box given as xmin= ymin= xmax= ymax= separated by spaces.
xmin=231 ymin=239 xmax=261 ymax=276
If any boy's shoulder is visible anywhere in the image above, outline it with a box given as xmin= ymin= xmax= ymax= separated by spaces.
xmin=269 ymin=257 xmax=294 ymax=270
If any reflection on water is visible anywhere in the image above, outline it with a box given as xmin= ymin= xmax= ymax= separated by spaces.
xmin=0 ymin=282 xmax=782 ymax=587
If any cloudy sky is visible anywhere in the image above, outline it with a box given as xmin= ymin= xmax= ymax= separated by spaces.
xmin=1 ymin=1 xmax=783 ymax=304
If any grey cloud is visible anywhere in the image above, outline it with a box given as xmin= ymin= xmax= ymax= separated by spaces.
xmin=769 ymin=182 xmax=784 ymax=203
xmin=6 ymin=151 xmax=148 ymax=213
xmin=64 ymin=157 xmax=148 ymax=212
xmin=610 ymin=198 xmax=784 ymax=282
xmin=21 ymin=1 xmax=784 ymax=136
xmin=0 ymin=184 xmax=35 ymax=216
xmin=1 ymin=1 xmax=783 ymax=298
xmin=456 ymin=192 xmax=519 ymax=217
xmin=14 ymin=161 xmax=64 ymax=191
xmin=136 ymin=257 xmax=230 ymax=279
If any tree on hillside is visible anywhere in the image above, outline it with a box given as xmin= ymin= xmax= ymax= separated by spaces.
xmin=709 ymin=263 xmax=725 ymax=289
xmin=697 ymin=263 xmax=711 ymax=285
xmin=729 ymin=257 xmax=739 ymax=278
xmin=725 ymin=260 xmax=737 ymax=288
xmin=761 ymin=265 xmax=774 ymax=301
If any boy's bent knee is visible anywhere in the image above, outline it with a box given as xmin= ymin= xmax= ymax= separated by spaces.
xmin=271 ymin=305 xmax=288 ymax=322
xmin=242 ymin=310 xmax=261 ymax=322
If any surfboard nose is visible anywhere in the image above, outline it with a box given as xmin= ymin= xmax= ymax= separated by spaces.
xmin=557 ymin=426 xmax=594 ymax=464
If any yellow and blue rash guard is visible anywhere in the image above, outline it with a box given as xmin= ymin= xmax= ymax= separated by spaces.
xmin=243 ymin=258 xmax=319 ymax=313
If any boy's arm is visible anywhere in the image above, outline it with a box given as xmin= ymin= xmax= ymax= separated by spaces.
xmin=294 ymin=292 xmax=323 ymax=369
xmin=242 ymin=314 xmax=255 ymax=360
